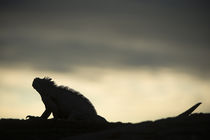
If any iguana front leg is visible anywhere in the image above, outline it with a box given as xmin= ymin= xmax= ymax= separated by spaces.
xmin=27 ymin=102 xmax=56 ymax=119
xmin=41 ymin=109 xmax=51 ymax=119
xmin=26 ymin=109 xmax=51 ymax=120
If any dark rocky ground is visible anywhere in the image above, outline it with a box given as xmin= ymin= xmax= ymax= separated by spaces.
xmin=1 ymin=113 xmax=210 ymax=140
xmin=1 ymin=103 xmax=209 ymax=140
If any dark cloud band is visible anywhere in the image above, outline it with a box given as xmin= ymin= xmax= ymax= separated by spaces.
xmin=0 ymin=0 xmax=209 ymax=76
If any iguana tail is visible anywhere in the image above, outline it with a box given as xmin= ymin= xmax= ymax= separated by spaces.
xmin=177 ymin=102 xmax=202 ymax=118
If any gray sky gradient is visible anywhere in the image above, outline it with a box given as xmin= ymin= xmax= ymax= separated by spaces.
xmin=1 ymin=0 xmax=210 ymax=76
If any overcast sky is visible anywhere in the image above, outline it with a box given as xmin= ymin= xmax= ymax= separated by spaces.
xmin=1 ymin=0 xmax=210 ymax=74
xmin=0 ymin=0 xmax=210 ymax=122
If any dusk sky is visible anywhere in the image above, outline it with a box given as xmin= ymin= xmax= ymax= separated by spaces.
xmin=0 ymin=0 xmax=210 ymax=122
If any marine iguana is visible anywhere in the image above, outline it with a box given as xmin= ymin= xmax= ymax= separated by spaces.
xmin=27 ymin=77 xmax=107 ymax=123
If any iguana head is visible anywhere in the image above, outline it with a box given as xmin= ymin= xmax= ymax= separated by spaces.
xmin=32 ymin=77 xmax=54 ymax=95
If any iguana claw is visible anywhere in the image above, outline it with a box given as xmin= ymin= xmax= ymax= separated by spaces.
xmin=26 ymin=115 xmax=41 ymax=120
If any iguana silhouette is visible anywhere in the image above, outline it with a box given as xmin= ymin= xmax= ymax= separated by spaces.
xmin=27 ymin=77 xmax=107 ymax=123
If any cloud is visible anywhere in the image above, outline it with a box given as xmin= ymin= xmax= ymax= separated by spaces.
xmin=0 ymin=0 xmax=210 ymax=76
